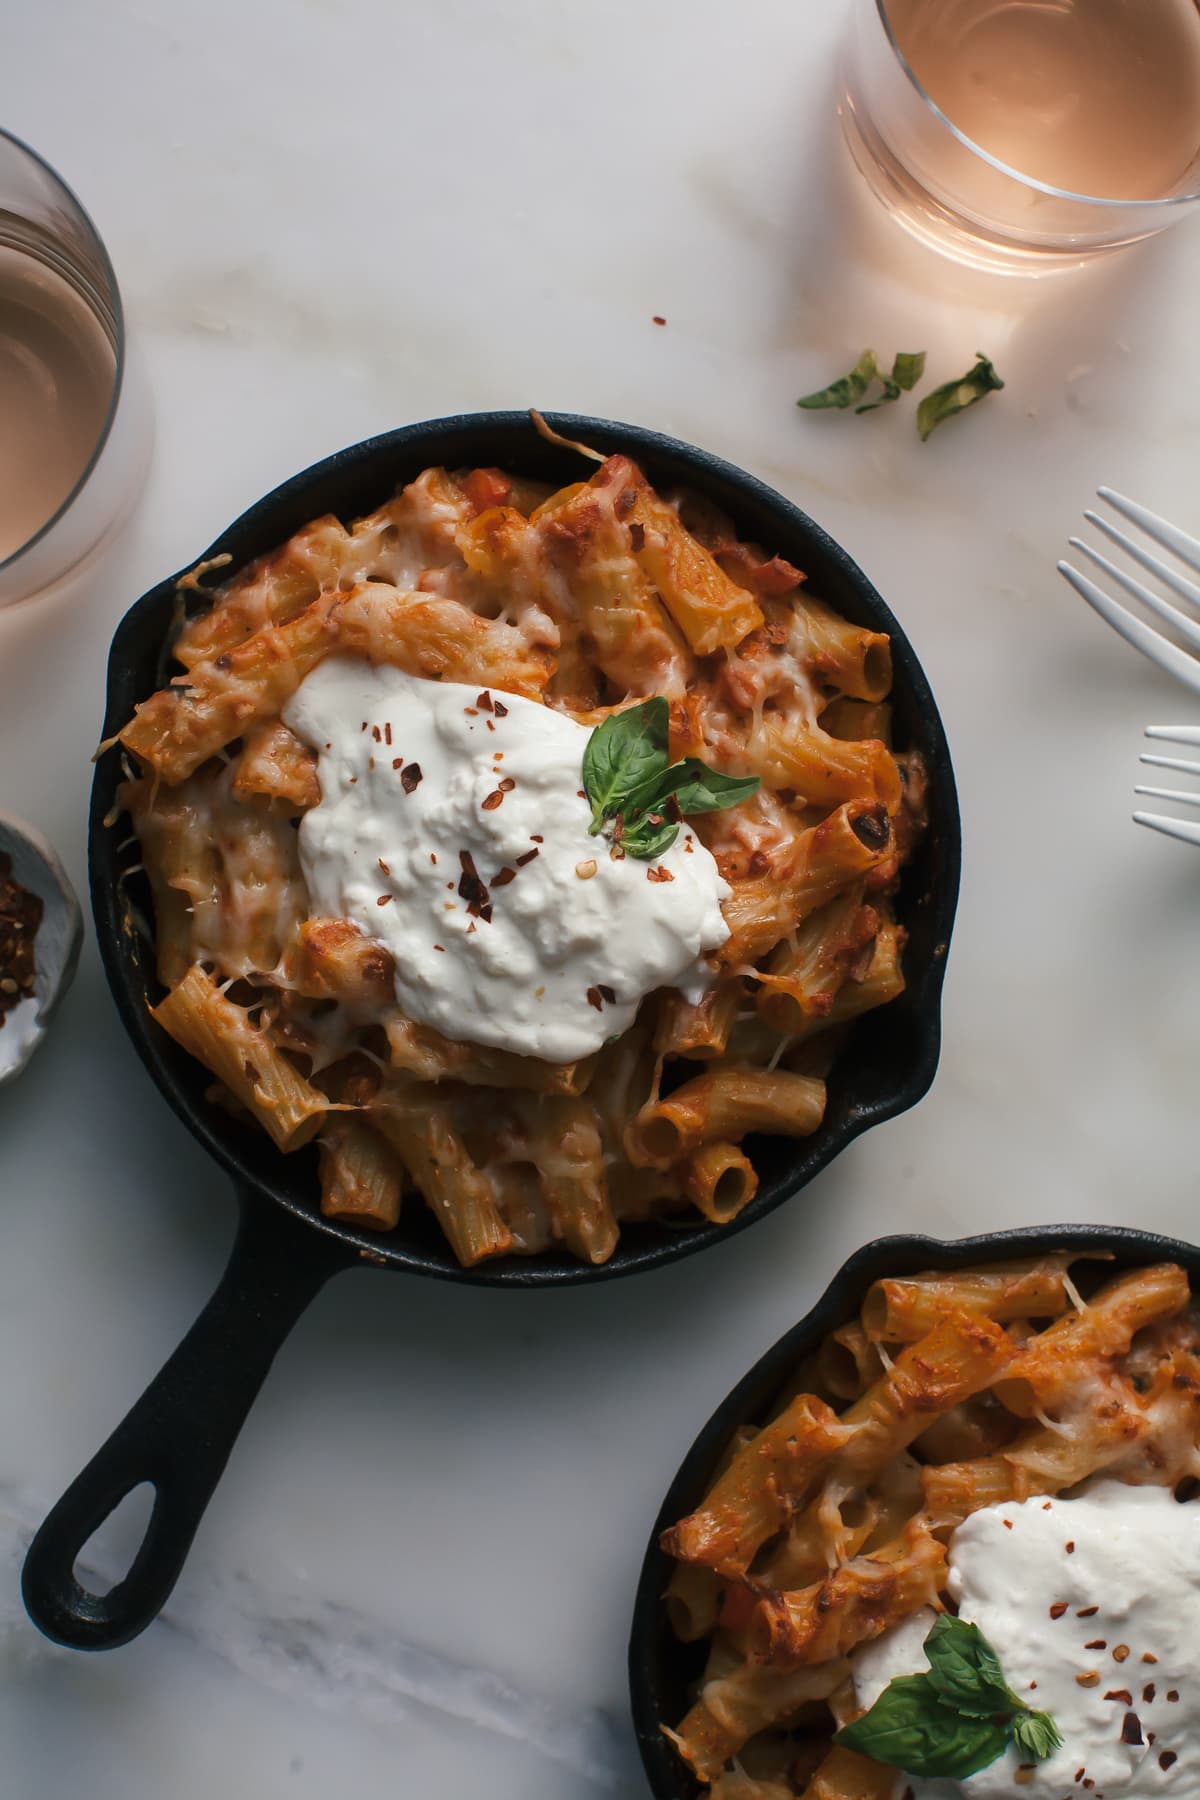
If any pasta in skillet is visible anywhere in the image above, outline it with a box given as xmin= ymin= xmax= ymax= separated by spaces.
xmin=111 ymin=446 xmax=928 ymax=1266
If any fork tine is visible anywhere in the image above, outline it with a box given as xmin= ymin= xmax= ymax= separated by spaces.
xmin=1083 ymin=511 xmax=1200 ymax=616
xmin=1145 ymin=725 xmax=1200 ymax=745
xmin=1139 ymin=753 xmax=1200 ymax=777
xmin=1133 ymin=784 xmax=1200 ymax=808
xmin=1067 ymin=538 xmax=1200 ymax=651
xmin=1098 ymin=489 xmax=1200 ymax=575
xmin=1134 ymin=810 xmax=1200 ymax=848
xmin=1057 ymin=560 xmax=1200 ymax=695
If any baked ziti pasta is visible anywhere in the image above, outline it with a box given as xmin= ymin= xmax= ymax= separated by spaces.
xmin=110 ymin=447 xmax=928 ymax=1267
xmin=659 ymin=1254 xmax=1200 ymax=1799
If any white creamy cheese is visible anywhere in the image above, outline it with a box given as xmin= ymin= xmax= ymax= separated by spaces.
xmin=283 ymin=660 xmax=731 ymax=1062
xmin=852 ymin=1484 xmax=1200 ymax=1799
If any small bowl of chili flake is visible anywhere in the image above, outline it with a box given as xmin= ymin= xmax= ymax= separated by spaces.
xmin=0 ymin=814 xmax=82 ymax=1085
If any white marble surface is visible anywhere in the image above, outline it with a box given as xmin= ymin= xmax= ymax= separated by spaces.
xmin=3 ymin=2 xmax=1200 ymax=1795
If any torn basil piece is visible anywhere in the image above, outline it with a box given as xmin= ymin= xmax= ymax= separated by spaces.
xmin=917 ymin=354 xmax=1005 ymax=441
xmin=797 ymin=349 xmax=883 ymax=411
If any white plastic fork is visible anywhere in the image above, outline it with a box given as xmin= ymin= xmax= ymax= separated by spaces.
xmin=1059 ymin=491 xmax=1200 ymax=847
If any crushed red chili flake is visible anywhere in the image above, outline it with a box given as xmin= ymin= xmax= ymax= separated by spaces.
xmin=361 ymin=721 xmax=369 ymax=732
xmin=476 ymin=691 xmax=493 ymax=711
xmin=0 ymin=852 xmax=42 ymax=1025
xmin=586 ymin=987 xmax=603 ymax=1011
xmin=486 ymin=718 xmax=496 ymax=731
xmin=458 ymin=851 xmax=492 ymax=921
xmin=652 ymin=314 xmax=666 ymax=325
xmin=1167 ymin=1691 xmax=1180 ymax=1702
xmin=1105 ymin=1689 xmax=1133 ymax=1704
xmin=384 ymin=722 xmax=392 ymax=745
xmin=1143 ymin=1654 xmax=1159 ymax=1664
xmin=378 ymin=859 xmax=391 ymax=875
xmin=1074 ymin=1769 xmax=1085 ymax=1784
xmin=368 ymin=756 xmax=375 ymax=770
xmin=1065 ymin=1541 xmax=1076 ymax=1554
xmin=376 ymin=895 xmax=393 ymax=907
xmin=493 ymin=699 xmax=509 ymax=717
xmin=392 ymin=756 xmax=403 ymax=770
xmin=481 ymin=790 xmax=505 ymax=810
xmin=515 ymin=848 xmax=539 ymax=867
xmin=464 ymin=707 xmax=478 ymax=717
xmin=1161 ymin=1751 xmax=1179 ymax=1771
xmin=1121 ymin=1712 xmax=1144 ymax=1746
xmin=647 ymin=865 xmax=674 ymax=883
xmin=530 ymin=834 xmax=543 ymax=843
xmin=598 ymin=984 xmax=616 ymax=1004
xmin=1143 ymin=1684 xmax=1157 ymax=1703
xmin=372 ymin=725 xmax=382 ymax=743
xmin=1077 ymin=1606 xmax=1099 ymax=1618
xmin=433 ymin=944 xmax=445 ymax=952
xmin=1003 ymin=1519 xmax=1014 ymax=1530
xmin=1085 ymin=1640 xmax=1108 ymax=1650
xmin=491 ymin=867 xmax=517 ymax=887
xmin=400 ymin=763 xmax=423 ymax=793
xmin=498 ymin=777 xmax=516 ymax=792
xmin=430 ymin=853 xmax=437 ymax=865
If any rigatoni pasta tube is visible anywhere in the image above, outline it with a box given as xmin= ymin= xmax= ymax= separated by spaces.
xmin=748 ymin=1515 xmax=946 ymax=1666
xmin=370 ymin=1080 xmax=512 ymax=1266
xmin=152 ymin=964 xmax=332 ymax=1152
xmin=682 ymin=1143 xmax=758 ymax=1225
xmin=665 ymin=1656 xmax=850 ymax=1784
xmin=787 ymin=595 xmax=893 ymax=704
xmin=319 ymin=1119 xmax=403 ymax=1231
xmin=627 ymin=1068 xmax=826 ymax=1169
xmin=661 ymin=1393 xmax=850 ymax=1576
xmin=861 ymin=1254 xmax=1082 ymax=1341
xmin=796 ymin=1746 xmax=899 ymax=1800
xmin=717 ymin=800 xmax=894 ymax=968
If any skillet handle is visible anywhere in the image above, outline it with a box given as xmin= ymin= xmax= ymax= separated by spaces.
xmin=22 ymin=1191 xmax=348 ymax=1651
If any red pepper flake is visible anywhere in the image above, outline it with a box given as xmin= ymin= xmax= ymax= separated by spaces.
xmin=493 ymin=699 xmax=509 ymax=718
xmin=467 ymin=921 xmax=476 ymax=934
xmin=1167 ymin=1691 xmax=1180 ymax=1702
xmin=1065 ymin=1541 xmax=1076 ymax=1554
xmin=476 ymin=691 xmax=493 ymax=712
xmin=1120 ymin=1712 xmax=1144 ymax=1747
xmin=433 ymin=944 xmax=445 ymax=952
xmin=1084 ymin=1639 xmax=1107 ymax=1650
xmin=1105 ymin=1689 xmax=1133 ymax=1704
xmin=530 ymin=834 xmax=543 ymax=843
xmin=486 ymin=718 xmax=495 ymax=731
xmin=493 ymin=751 xmax=504 ymax=761
xmin=465 ymin=707 xmax=478 ymax=716
xmin=401 ymin=763 xmax=423 ymax=793
xmin=1074 ymin=1770 xmax=1085 ymax=1784
xmin=1082 ymin=1782 xmax=1095 ymax=1792
xmin=598 ymin=984 xmax=616 ymax=1004
xmin=384 ymin=722 xmax=392 ymax=745
xmin=515 ymin=848 xmax=539 ymax=867
xmin=1143 ymin=1654 xmax=1159 ymax=1665
xmin=458 ymin=850 xmax=492 ymax=921
xmin=1143 ymin=1684 xmax=1157 ymax=1704
xmin=378 ymin=860 xmax=391 ymax=875
xmin=577 ymin=789 xmax=586 ymax=799
xmin=361 ymin=721 xmax=369 ymax=732
xmin=647 ymin=865 xmax=674 ymax=883
xmin=499 ymin=777 xmax=516 ymax=792
xmin=430 ymin=853 xmax=437 ymax=865
xmin=1003 ymin=1519 xmax=1014 ymax=1530
xmin=372 ymin=725 xmax=382 ymax=743
xmin=481 ymin=790 xmax=505 ymax=810
xmin=684 ymin=838 xmax=693 ymax=853
xmin=376 ymin=895 xmax=393 ymax=907
xmin=392 ymin=756 xmax=403 ymax=770
xmin=491 ymin=867 xmax=517 ymax=887
xmin=368 ymin=756 xmax=375 ymax=770
xmin=1161 ymin=1752 xmax=1179 ymax=1771
xmin=586 ymin=986 xmax=603 ymax=1011
xmin=1077 ymin=1606 xmax=1099 ymax=1618
xmin=1043 ymin=1502 xmax=1053 ymax=1511
xmin=652 ymin=314 xmax=666 ymax=325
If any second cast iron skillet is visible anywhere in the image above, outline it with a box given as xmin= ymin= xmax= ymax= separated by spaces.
xmin=628 ymin=1223 xmax=1200 ymax=1799
xmin=21 ymin=411 xmax=960 ymax=1651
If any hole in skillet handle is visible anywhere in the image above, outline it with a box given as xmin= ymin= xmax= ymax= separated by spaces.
xmin=626 ymin=1223 xmax=1200 ymax=1800
xmin=21 ymin=1191 xmax=346 ymax=1651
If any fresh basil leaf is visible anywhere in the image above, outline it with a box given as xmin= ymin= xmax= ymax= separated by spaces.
xmin=797 ymin=349 xmax=881 ymax=411
xmin=1012 ymin=1710 xmax=1063 ymax=1762
xmin=623 ymin=757 xmax=760 ymax=821
xmin=581 ymin=698 xmax=670 ymax=831
xmin=835 ymin=1674 xmax=1011 ymax=1780
xmin=917 ymin=353 xmax=1004 ymax=441
xmin=924 ymin=1614 xmax=1023 ymax=1717
xmin=659 ymin=759 xmax=761 ymax=816
xmin=621 ymin=815 xmax=680 ymax=860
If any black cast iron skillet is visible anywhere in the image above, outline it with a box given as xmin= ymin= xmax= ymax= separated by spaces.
xmin=628 ymin=1223 xmax=1200 ymax=1799
xmin=22 ymin=411 xmax=960 ymax=1652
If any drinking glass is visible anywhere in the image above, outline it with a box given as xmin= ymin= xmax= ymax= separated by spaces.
xmin=0 ymin=129 xmax=150 ymax=607
xmin=839 ymin=0 xmax=1200 ymax=273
